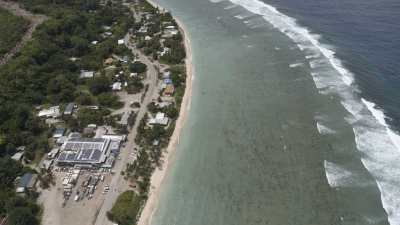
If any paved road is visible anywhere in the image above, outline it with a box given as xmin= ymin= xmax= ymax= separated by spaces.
xmin=93 ymin=35 xmax=159 ymax=225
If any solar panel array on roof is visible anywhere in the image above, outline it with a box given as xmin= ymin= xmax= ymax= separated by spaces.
xmin=66 ymin=153 xmax=76 ymax=161
xmin=56 ymin=138 xmax=113 ymax=165
xmin=79 ymin=149 xmax=93 ymax=160
xmin=58 ymin=152 xmax=67 ymax=161
xmin=91 ymin=149 xmax=102 ymax=161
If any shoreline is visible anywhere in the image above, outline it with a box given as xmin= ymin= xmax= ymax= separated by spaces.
xmin=137 ymin=1 xmax=194 ymax=224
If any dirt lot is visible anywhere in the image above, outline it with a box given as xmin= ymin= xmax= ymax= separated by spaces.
xmin=39 ymin=169 xmax=116 ymax=225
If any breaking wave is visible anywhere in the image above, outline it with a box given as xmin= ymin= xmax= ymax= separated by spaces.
xmin=213 ymin=0 xmax=400 ymax=224
xmin=289 ymin=62 xmax=304 ymax=68
xmin=316 ymin=122 xmax=336 ymax=135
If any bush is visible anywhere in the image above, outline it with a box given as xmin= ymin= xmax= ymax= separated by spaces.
xmin=89 ymin=76 xmax=111 ymax=95
xmin=8 ymin=207 xmax=39 ymax=225
xmin=129 ymin=61 xmax=147 ymax=73
xmin=97 ymin=93 xmax=124 ymax=109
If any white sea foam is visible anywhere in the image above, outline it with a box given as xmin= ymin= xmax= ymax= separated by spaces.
xmin=289 ymin=62 xmax=303 ymax=68
xmin=324 ymin=161 xmax=353 ymax=187
xmin=208 ymin=0 xmax=400 ymax=223
xmin=226 ymin=0 xmax=354 ymax=86
xmin=305 ymin=54 xmax=320 ymax=59
xmin=317 ymin=122 xmax=336 ymax=135
xmin=362 ymin=98 xmax=400 ymax=151
xmin=224 ymin=4 xmax=237 ymax=10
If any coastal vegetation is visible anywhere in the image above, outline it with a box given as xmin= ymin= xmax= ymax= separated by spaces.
xmin=106 ymin=190 xmax=143 ymax=225
xmin=118 ymin=1 xmax=187 ymax=219
xmin=0 ymin=7 xmax=29 ymax=55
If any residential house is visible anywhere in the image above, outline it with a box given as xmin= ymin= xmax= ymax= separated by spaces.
xmin=38 ymin=106 xmax=60 ymax=118
xmin=163 ymin=84 xmax=175 ymax=96
xmin=16 ymin=173 xmax=38 ymax=193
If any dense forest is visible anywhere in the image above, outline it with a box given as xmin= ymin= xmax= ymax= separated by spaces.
xmin=0 ymin=1 xmax=133 ymax=224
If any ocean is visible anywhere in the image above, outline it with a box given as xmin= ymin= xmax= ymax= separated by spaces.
xmin=148 ymin=0 xmax=400 ymax=224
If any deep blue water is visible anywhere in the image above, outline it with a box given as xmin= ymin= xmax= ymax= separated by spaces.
xmin=263 ymin=0 xmax=400 ymax=128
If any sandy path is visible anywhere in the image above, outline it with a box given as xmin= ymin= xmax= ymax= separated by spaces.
xmin=0 ymin=0 xmax=47 ymax=65
xmin=136 ymin=1 xmax=194 ymax=224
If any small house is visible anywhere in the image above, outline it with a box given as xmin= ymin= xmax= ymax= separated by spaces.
xmin=162 ymin=71 xmax=171 ymax=79
xmin=118 ymin=39 xmax=125 ymax=45
xmin=112 ymin=82 xmax=122 ymax=91
xmin=148 ymin=112 xmax=169 ymax=126
xmin=64 ymin=103 xmax=75 ymax=116
xmin=16 ymin=173 xmax=38 ymax=193
xmin=11 ymin=152 xmax=24 ymax=162
xmin=163 ymin=84 xmax=175 ymax=96
xmin=38 ymin=106 xmax=61 ymax=118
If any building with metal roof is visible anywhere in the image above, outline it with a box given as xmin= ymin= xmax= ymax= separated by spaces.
xmin=56 ymin=138 xmax=111 ymax=167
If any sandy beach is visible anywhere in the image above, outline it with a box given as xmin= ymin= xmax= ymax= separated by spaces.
xmin=137 ymin=1 xmax=194 ymax=224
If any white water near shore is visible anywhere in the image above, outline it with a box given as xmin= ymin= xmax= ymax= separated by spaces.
xmin=214 ymin=0 xmax=400 ymax=224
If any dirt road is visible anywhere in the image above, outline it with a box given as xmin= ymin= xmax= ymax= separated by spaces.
xmin=93 ymin=35 xmax=160 ymax=225
xmin=0 ymin=0 xmax=47 ymax=65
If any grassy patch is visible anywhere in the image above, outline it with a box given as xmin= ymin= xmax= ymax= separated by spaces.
xmin=107 ymin=191 xmax=142 ymax=225
xmin=0 ymin=8 xmax=29 ymax=55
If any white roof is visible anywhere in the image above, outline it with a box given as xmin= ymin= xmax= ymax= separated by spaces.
xmin=80 ymin=70 xmax=94 ymax=78
xmin=149 ymin=112 xmax=169 ymax=126
xmin=38 ymin=106 xmax=60 ymax=118
xmin=102 ymin=134 xmax=126 ymax=142
xmin=156 ymin=112 xmax=165 ymax=120
xmin=112 ymin=82 xmax=122 ymax=91
xmin=163 ymin=71 xmax=171 ymax=78
xmin=16 ymin=187 xmax=25 ymax=193
xmin=118 ymin=39 xmax=125 ymax=45
xmin=11 ymin=152 xmax=24 ymax=161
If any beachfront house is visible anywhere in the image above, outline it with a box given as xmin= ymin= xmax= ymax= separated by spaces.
xmin=148 ymin=112 xmax=169 ymax=126
xmin=163 ymin=84 xmax=175 ymax=96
